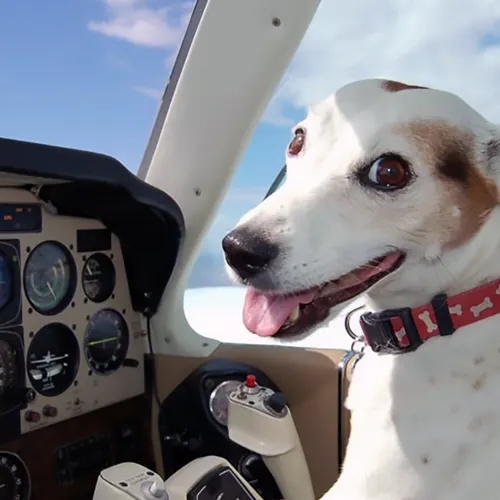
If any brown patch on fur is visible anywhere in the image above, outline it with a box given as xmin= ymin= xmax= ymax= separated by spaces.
xmin=404 ymin=121 xmax=499 ymax=249
xmin=382 ymin=80 xmax=428 ymax=93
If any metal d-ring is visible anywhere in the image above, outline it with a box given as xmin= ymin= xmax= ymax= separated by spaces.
xmin=344 ymin=304 xmax=367 ymax=340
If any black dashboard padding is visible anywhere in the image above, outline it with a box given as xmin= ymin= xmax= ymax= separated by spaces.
xmin=0 ymin=137 xmax=185 ymax=314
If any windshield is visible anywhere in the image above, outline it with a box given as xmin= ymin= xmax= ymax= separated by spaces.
xmin=181 ymin=0 xmax=500 ymax=289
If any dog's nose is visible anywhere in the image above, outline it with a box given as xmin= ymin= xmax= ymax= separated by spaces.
xmin=222 ymin=228 xmax=279 ymax=280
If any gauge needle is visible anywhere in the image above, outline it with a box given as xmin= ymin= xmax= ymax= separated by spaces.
xmin=87 ymin=337 xmax=118 ymax=346
xmin=46 ymin=281 xmax=56 ymax=300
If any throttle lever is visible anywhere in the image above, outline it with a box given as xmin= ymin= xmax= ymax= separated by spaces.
xmin=227 ymin=375 xmax=315 ymax=500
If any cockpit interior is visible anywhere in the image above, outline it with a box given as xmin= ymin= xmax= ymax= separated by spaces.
xmin=0 ymin=135 xmax=358 ymax=500
xmin=0 ymin=137 xmax=185 ymax=499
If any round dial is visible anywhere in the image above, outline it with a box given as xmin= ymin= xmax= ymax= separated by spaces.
xmin=82 ymin=253 xmax=115 ymax=303
xmin=209 ymin=380 xmax=241 ymax=426
xmin=84 ymin=309 xmax=129 ymax=375
xmin=0 ymin=452 xmax=31 ymax=500
xmin=0 ymin=252 xmax=13 ymax=312
xmin=0 ymin=339 xmax=20 ymax=397
xmin=27 ymin=323 xmax=80 ymax=397
xmin=23 ymin=242 xmax=76 ymax=315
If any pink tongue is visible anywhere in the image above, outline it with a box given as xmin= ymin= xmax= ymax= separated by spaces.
xmin=242 ymin=252 xmax=402 ymax=338
xmin=243 ymin=287 xmax=316 ymax=337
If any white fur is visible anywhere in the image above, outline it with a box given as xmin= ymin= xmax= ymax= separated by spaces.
xmin=329 ymin=210 xmax=500 ymax=500
xmin=227 ymin=78 xmax=500 ymax=498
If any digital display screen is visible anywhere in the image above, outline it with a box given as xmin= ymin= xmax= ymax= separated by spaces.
xmin=0 ymin=204 xmax=42 ymax=233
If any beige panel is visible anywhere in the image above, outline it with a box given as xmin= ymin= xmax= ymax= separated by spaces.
xmin=0 ymin=188 xmax=145 ymax=433
xmin=338 ymin=351 xmax=361 ymax=465
xmin=153 ymin=345 xmax=347 ymax=499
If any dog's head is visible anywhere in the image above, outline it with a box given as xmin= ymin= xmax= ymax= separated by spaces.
xmin=222 ymin=78 xmax=500 ymax=339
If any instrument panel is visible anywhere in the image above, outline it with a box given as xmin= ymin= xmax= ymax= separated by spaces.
xmin=0 ymin=188 xmax=145 ymax=439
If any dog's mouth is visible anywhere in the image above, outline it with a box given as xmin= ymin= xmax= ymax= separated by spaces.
xmin=243 ymin=250 xmax=406 ymax=338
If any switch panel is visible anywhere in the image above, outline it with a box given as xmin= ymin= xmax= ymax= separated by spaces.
xmin=55 ymin=434 xmax=112 ymax=485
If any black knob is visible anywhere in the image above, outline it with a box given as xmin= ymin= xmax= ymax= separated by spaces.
xmin=182 ymin=436 xmax=202 ymax=451
xmin=25 ymin=388 xmax=36 ymax=403
xmin=163 ymin=433 xmax=182 ymax=446
xmin=265 ymin=392 xmax=287 ymax=414
xmin=239 ymin=453 xmax=262 ymax=481
xmin=16 ymin=387 xmax=36 ymax=404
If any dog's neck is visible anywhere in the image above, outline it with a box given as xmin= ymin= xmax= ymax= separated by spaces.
xmin=366 ymin=206 xmax=500 ymax=313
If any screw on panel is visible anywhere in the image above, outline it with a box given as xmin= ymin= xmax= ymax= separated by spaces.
xmin=272 ymin=17 xmax=281 ymax=27
xmin=194 ymin=188 xmax=202 ymax=196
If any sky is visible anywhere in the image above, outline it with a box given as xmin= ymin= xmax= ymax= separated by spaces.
xmin=1 ymin=0 xmax=500 ymax=288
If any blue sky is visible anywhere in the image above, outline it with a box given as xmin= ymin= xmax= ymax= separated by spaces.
xmin=0 ymin=0 xmax=303 ymax=287
xmin=1 ymin=0 xmax=498 ymax=287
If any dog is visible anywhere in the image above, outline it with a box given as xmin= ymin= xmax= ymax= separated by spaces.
xmin=222 ymin=78 xmax=500 ymax=499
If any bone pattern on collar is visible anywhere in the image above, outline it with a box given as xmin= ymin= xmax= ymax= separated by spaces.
xmin=360 ymin=277 xmax=500 ymax=353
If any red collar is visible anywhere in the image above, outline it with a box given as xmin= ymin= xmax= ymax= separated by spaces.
xmin=359 ymin=277 xmax=500 ymax=354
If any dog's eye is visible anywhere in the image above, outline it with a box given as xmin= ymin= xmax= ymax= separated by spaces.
xmin=288 ymin=128 xmax=306 ymax=156
xmin=364 ymin=156 xmax=410 ymax=190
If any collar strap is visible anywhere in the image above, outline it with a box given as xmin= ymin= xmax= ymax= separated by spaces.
xmin=360 ymin=276 xmax=500 ymax=354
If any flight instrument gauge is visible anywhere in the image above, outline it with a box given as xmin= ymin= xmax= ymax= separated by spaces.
xmin=82 ymin=253 xmax=115 ymax=303
xmin=209 ymin=380 xmax=241 ymax=426
xmin=0 ymin=452 xmax=31 ymax=500
xmin=84 ymin=309 xmax=129 ymax=375
xmin=0 ymin=339 xmax=20 ymax=397
xmin=27 ymin=323 xmax=80 ymax=397
xmin=23 ymin=241 xmax=76 ymax=315
xmin=0 ymin=252 xmax=13 ymax=312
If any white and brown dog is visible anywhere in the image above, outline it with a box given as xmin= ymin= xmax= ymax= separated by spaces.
xmin=223 ymin=78 xmax=500 ymax=499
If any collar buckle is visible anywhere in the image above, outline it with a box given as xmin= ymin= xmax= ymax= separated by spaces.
xmin=360 ymin=307 xmax=423 ymax=354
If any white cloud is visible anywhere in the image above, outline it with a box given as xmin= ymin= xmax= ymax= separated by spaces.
xmin=90 ymin=0 xmax=500 ymax=126
xmin=133 ymin=85 xmax=163 ymax=99
xmin=261 ymin=92 xmax=296 ymax=127
xmin=88 ymin=0 xmax=193 ymax=49
xmin=268 ymin=0 xmax=500 ymax=123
